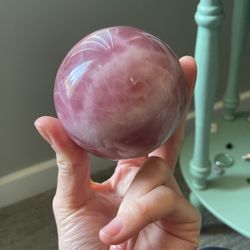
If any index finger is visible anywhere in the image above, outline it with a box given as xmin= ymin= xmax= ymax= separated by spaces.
xmin=35 ymin=116 xmax=92 ymax=209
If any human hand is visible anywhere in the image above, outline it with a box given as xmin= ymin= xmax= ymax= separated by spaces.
xmin=35 ymin=56 xmax=200 ymax=250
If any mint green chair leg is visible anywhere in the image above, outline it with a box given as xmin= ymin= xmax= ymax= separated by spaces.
xmin=190 ymin=0 xmax=224 ymax=190
xmin=223 ymin=0 xmax=250 ymax=120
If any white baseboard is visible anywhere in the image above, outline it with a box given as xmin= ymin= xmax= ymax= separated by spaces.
xmin=0 ymin=157 xmax=114 ymax=209
xmin=0 ymin=159 xmax=57 ymax=208
xmin=1 ymin=90 xmax=249 ymax=209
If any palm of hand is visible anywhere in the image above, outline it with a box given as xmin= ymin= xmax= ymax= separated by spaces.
xmin=55 ymin=159 xmax=197 ymax=250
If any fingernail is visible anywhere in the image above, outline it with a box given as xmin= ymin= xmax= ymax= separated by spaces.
xmin=34 ymin=121 xmax=52 ymax=145
xmin=100 ymin=217 xmax=123 ymax=241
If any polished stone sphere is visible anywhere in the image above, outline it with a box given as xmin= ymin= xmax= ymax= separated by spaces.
xmin=54 ymin=26 xmax=187 ymax=160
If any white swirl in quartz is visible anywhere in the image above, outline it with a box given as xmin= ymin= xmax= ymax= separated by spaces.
xmin=67 ymin=29 xmax=115 ymax=59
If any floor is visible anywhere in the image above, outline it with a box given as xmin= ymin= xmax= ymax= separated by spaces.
xmin=1 ymin=165 xmax=250 ymax=250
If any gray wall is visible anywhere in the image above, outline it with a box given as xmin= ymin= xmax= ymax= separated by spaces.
xmin=1 ymin=0 xmax=249 ymax=177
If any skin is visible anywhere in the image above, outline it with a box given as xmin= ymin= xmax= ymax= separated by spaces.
xmin=35 ymin=56 xmax=201 ymax=250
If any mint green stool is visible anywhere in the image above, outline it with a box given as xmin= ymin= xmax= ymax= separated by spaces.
xmin=180 ymin=0 xmax=250 ymax=238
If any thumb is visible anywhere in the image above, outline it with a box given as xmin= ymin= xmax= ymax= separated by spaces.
xmin=34 ymin=116 xmax=92 ymax=209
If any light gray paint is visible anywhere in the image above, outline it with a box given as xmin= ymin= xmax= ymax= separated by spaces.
xmin=1 ymin=0 xmax=249 ymax=176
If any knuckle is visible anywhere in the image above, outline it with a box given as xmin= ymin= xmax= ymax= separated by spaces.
xmin=57 ymin=157 xmax=69 ymax=169
xmin=52 ymin=196 xmax=61 ymax=211
xmin=52 ymin=196 xmax=70 ymax=223
xmin=56 ymin=156 xmax=75 ymax=175
xmin=130 ymin=199 xmax=151 ymax=221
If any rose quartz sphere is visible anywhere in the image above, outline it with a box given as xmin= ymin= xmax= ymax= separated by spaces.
xmin=54 ymin=26 xmax=187 ymax=160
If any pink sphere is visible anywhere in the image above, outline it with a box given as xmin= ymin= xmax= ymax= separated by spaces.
xmin=54 ymin=26 xmax=187 ymax=160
